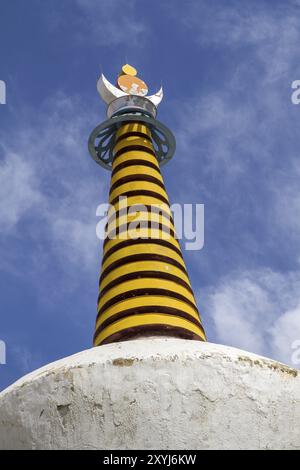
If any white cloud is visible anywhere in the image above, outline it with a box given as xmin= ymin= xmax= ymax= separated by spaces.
xmin=10 ymin=345 xmax=42 ymax=375
xmin=180 ymin=1 xmax=300 ymax=82
xmin=182 ymin=3 xmax=274 ymax=46
xmin=44 ymin=0 xmax=147 ymax=47
xmin=0 ymin=151 xmax=43 ymax=232
xmin=50 ymin=217 xmax=98 ymax=272
xmin=167 ymin=3 xmax=300 ymax=368
xmin=175 ymin=93 xmax=256 ymax=179
xmin=75 ymin=0 xmax=147 ymax=47
xmin=0 ymin=93 xmax=107 ymax=279
xmin=169 ymin=2 xmax=300 ymax=247
xmin=204 ymin=268 xmax=300 ymax=367
xmin=271 ymin=302 xmax=300 ymax=366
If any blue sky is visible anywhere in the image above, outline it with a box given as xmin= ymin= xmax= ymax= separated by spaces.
xmin=1 ymin=0 xmax=300 ymax=390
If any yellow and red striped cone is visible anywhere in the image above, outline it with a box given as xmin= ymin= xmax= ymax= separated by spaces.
xmin=94 ymin=122 xmax=206 ymax=346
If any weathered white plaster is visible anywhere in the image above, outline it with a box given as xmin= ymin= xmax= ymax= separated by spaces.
xmin=0 ymin=338 xmax=299 ymax=450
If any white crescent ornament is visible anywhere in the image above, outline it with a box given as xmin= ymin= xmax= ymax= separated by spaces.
xmin=97 ymin=73 xmax=163 ymax=107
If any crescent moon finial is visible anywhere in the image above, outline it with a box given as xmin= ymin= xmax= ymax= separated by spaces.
xmin=147 ymin=86 xmax=164 ymax=107
xmin=97 ymin=67 xmax=164 ymax=108
xmin=97 ymin=73 xmax=127 ymax=105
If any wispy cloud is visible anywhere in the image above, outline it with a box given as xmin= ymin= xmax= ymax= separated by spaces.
xmin=66 ymin=0 xmax=148 ymax=47
xmin=10 ymin=344 xmax=44 ymax=375
xmin=0 ymin=151 xmax=43 ymax=232
xmin=180 ymin=0 xmax=300 ymax=81
xmin=0 ymin=93 xmax=106 ymax=282
xmin=170 ymin=0 xmax=300 ymax=241
xmin=163 ymin=1 xmax=300 ymax=366
xmin=204 ymin=267 xmax=300 ymax=366
xmin=78 ymin=0 xmax=146 ymax=45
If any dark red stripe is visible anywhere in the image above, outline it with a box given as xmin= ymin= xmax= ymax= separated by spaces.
xmin=110 ymin=190 xmax=169 ymax=206
xmin=98 ymin=287 xmax=197 ymax=318
xmin=112 ymin=159 xmax=159 ymax=177
xmin=113 ymin=145 xmax=156 ymax=161
xmin=102 ymin=238 xmax=182 ymax=266
xmin=115 ymin=132 xmax=152 ymax=145
xmin=99 ymin=253 xmax=188 ymax=285
xmin=95 ymin=305 xmax=202 ymax=339
xmin=103 ymin=220 xmax=175 ymax=247
xmin=106 ymin=205 xmax=173 ymax=229
xmin=109 ymin=174 xmax=165 ymax=195
xmin=94 ymin=324 xmax=204 ymax=345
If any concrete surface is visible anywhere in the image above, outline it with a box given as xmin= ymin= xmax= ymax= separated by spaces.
xmin=0 ymin=338 xmax=299 ymax=450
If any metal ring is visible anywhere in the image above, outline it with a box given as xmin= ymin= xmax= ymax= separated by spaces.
xmin=88 ymin=114 xmax=176 ymax=171
xmin=107 ymin=95 xmax=157 ymax=119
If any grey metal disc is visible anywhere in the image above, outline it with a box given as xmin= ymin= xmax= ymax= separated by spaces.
xmin=88 ymin=114 xmax=176 ymax=171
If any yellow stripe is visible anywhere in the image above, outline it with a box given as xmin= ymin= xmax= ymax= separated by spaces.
xmin=107 ymin=210 xmax=174 ymax=228
xmin=96 ymin=295 xmax=200 ymax=331
xmin=115 ymin=135 xmax=152 ymax=148
xmin=115 ymin=123 xmax=151 ymax=138
xmin=98 ymin=278 xmax=197 ymax=311
xmin=94 ymin=314 xmax=205 ymax=345
xmin=102 ymin=243 xmax=186 ymax=272
xmin=109 ymin=196 xmax=171 ymax=218
xmin=99 ymin=260 xmax=191 ymax=291
xmin=112 ymin=151 xmax=159 ymax=170
xmin=105 ymin=227 xmax=175 ymax=243
xmin=103 ymin=228 xmax=181 ymax=254
xmin=94 ymin=122 xmax=207 ymax=345
xmin=106 ymin=212 xmax=174 ymax=234
xmin=114 ymin=137 xmax=154 ymax=155
xmin=110 ymin=181 xmax=169 ymax=204
xmin=111 ymin=165 xmax=164 ymax=186
xmin=116 ymin=135 xmax=150 ymax=143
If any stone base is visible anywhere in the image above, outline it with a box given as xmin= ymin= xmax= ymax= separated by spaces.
xmin=0 ymin=338 xmax=299 ymax=450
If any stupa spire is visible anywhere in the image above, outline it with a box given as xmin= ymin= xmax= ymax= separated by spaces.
xmin=88 ymin=65 xmax=206 ymax=346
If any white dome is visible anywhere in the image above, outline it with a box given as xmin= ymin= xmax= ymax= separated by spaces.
xmin=0 ymin=338 xmax=299 ymax=450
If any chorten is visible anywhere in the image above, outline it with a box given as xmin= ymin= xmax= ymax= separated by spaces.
xmin=89 ymin=65 xmax=205 ymax=346
xmin=0 ymin=66 xmax=299 ymax=450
